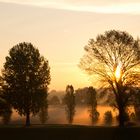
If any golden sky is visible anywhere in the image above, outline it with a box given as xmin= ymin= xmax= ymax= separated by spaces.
xmin=0 ymin=0 xmax=140 ymax=90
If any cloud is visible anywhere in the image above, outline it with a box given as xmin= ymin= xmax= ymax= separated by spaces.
xmin=1 ymin=0 xmax=140 ymax=14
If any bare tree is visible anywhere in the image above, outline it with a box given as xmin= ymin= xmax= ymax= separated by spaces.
xmin=79 ymin=30 xmax=140 ymax=127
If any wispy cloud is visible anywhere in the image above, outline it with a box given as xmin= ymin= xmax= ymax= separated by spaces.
xmin=1 ymin=0 xmax=140 ymax=14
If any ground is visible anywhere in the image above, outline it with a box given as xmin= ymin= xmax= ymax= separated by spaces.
xmin=0 ymin=124 xmax=140 ymax=140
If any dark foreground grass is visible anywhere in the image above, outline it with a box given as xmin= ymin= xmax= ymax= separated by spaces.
xmin=0 ymin=125 xmax=140 ymax=140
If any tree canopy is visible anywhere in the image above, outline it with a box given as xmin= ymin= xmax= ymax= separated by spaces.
xmin=80 ymin=30 xmax=140 ymax=87
xmin=79 ymin=30 xmax=140 ymax=126
xmin=2 ymin=42 xmax=51 ymax=126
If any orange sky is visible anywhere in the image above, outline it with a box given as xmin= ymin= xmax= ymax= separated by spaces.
xmin=0 ymin=0 xmax=140 ymax=90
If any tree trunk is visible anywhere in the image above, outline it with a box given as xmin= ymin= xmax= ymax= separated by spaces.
xmin=26 ymin=111 xmax=30 ymax=127
xmin=118 ymin=106 xmax=125 ymax=127
xmin=116 ymin=83 xmax=125 ymax=127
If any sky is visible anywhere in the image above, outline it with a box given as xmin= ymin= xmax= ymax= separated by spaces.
xmin=0 ymin=0 xmax=140 ymax=91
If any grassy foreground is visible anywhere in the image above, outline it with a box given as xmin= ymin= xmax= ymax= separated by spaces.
xmin=0 ymin=124 xmax=140 ymax=140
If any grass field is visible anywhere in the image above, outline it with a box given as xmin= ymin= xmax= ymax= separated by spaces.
xmin=0 ymin=125 xmax=140 ymax=140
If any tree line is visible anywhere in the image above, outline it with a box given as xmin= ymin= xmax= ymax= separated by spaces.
xmin=0 ymin=30 xmax=140 ymax=127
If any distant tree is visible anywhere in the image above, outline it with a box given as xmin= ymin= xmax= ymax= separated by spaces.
xmin=1 ymin=110 xmax=12 ymax=125
xmin=2 ymin=42 xmax=51 ymax=126
xmin=104 ymin=111 xmax=113 ymax=126
xmin=64 ymin=85 xmax=76 ymax=124
xmin=79 ymin=30 xmax=140 ymax=127
xmin=133 ymin=88 xmax=140 ymax=121
xmin=0 ymin=77 xmax=12 ymax=125
xmin=87 ymin=87 xmax=99 ymax=124
xmin=75 ymin=87 xmax=89 ymax=105
xmin=0 ymin=97 xmax=12 ymax=124
xmin=39 ymin=105 xmax=48 ymax=124
xmin=49 ymin=95 xmax=60 ymax=105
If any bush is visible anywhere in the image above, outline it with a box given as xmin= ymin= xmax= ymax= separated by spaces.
xmin=129 ymin=112 xmax=136 ymax=121
xmin=104 ymin=111 xmax=113 ymax=125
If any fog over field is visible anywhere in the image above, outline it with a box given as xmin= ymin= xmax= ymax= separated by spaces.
xmin=4 ymin=105 xmax=133 ymax=126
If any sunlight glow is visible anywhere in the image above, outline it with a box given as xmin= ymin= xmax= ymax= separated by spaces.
xmin=115 ymin=62 xmax=122 ymax=81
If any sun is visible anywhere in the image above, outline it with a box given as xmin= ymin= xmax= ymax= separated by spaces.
xmin=115 ymin=62 xmax=122 ymax=81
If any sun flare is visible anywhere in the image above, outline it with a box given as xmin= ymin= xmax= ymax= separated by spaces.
xmin=115 ymin=62 xmax=122 ymax=81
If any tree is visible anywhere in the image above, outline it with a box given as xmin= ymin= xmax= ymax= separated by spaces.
xmin=79 ymin=30 xmax=140 ymax=127
xmin=87 ymin=87 xmax=99 ymax=124
xmin=133 ymin=88 xmax=140 ymax=121
xmin=49 ymin=95 xmax=60 ymax=105
xmin=104 ymin=111 xmax=113 ymax=126
xmin=39 ymin=105 xmax=48 ymax=124
xmin=2 ymin=42 xmax=51 ymax=126
xmin=0 ymin=97 xmax=12 ymax=124
xmin=0 ymin=76 xmax=12 ymax=125
xmin=64 ymin=85 xmax=75 ymax=124
xmin=75 ymin=87 xmax=90 ymax=105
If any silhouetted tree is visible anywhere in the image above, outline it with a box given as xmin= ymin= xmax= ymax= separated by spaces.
xmin=75 ymin=87 xmax=90 ymax=105
xmin=39 ymin=105 xmax=48 ymax=124
xmin=2 ymin=42 xmax=51 ymax=126
xmin=129 ymin=112 xmax=136 ymax=122
xmin=1 ymin=110 xmax=12 ymax=125
xmin=104 ymin=111 xmax=113 ymax=126
xmin=133 ymin=88 xmax=140 ymax=121
xmin=49 ymin=95 xmax=60 ymax=105
xmin=0 ymin=77 xmax=12 ymax=124
xmin=87 ymin=87 xmax=99 ymax=124
xmin=79 ymin=30 xmax=140 ymax=127
xmin=0 ymin=97 xmax=12 ymax=124
xmin=64 ymin=85 xmax=75 ymax=124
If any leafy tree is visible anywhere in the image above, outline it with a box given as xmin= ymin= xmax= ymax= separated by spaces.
xmin=39 ymin=106 xmax=48 ymax=124
xmin=104 ymin=111 xmax=113 ymax=126
xmin=64 ymin=85 xmax=75 ymax=124
xmin=49 ymin=95 xmax=60 ymax=105
xmin=129 ymin=112 xmax=136 ymax=122
xmin=133 ymin=88 xmax=140 ymax=121
xmin=75 ymin=87 xmax=90 ymax=105
xmin=2 ymin=42 xmax=51 ymax=126
xmin=79 ymin=30 xmax=140 ymax=127
xmin=0 ymin=97 xmax=12 ymax=124
xmin=0 ymin=77 xmax=12 ymax=125
xmin=87 ymin=87 xmax=99 ymax=124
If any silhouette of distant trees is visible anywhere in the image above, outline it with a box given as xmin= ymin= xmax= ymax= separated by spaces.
xmin=104 ymin=111 xmax=113 ymax=126
xmin=0 ymin=77 xmax=12 ymax=124
xmin=2 ymin=42 xmax=51 ymax=126
xmin=79 ymin=30 xmax=140 ymax=127
xmin=133 ymin=88 xmax=140 ymax=121
xmin=39 ymin=106 xmax=48 ymax=124
xmin=0 ymin=97 xmax=12 ymax=124
xmin=87 ymin=87 xmax=99 ymax=124
xmin=49 ymin=95 xmax=60 ymax=105
xmin=75 ymin=87 xmax=90 ymax=105
xmin=64 ymin=85 xmax=76 ymax=124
